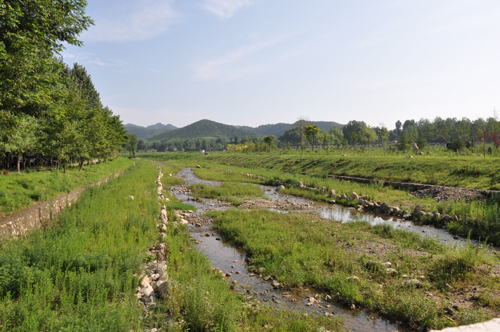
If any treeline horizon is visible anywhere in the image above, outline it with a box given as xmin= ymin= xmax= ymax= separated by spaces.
xmin=133 ymin=116 xmax=500 ymax=153
xmin=0 ymin=2 xmax=128 ymax=172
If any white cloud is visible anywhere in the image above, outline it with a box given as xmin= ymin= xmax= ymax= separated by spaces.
xmin=83 ymin=0 xmax=178 ymax=42
xmin=203 ymin=0 xmax=253 ymax=19
xmin=193 ymin=33 xmax=298 ymax=81
xmin=62 ymin=52 xmax=130 ymax=72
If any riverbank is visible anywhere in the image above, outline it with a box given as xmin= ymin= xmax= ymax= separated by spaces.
xmin=0 ymin=157 xmax=134 ymax=218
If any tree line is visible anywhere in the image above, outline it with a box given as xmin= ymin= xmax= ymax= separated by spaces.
xmin=275 ymin=117 xmax=500 ymax=152
xmin=0 ymin=1 xmax=128 ymax=172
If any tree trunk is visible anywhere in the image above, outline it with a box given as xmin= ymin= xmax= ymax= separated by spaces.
xmin=17 ymin=153 xmax=21 ymax=173
xmin=57 ymin=160 xmax=60 ymax=171
xmin=79 ymin=158 xmax=84 ymax=171
xmin=63 ymin=161 xmax=67 ymax=173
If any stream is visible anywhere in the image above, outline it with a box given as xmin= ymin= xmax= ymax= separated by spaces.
xmin=166 ymin=166 xmax=490 ymax=332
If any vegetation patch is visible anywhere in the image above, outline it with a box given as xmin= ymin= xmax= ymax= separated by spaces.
xmin=208 ymin=209 xmax=500 ymax=330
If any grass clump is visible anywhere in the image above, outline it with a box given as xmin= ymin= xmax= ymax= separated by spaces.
xmin=207 ymin=209 xmax=500 ymax=329
xmin=190 ymin=182 xmax=265 ymax=206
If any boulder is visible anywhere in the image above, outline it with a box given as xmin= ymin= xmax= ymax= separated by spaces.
xmin=380 ymin=203 xmax=390 ymax=214
xmin=158 ymin=280 xmax=169 ymax=296
xmin=196 ymin=165 xmax=202 ymax=168
xmin=441 ymin=214 xmax=451 ymax=222
xmin=413 ymin=205 xmax=421 ymax=215
xmin=157 ymin=262 xmax=167 ymax=279
xmin=358 ymin=199 xmax=366 ymax=206
xmin=329 ymin=189 xmax=336 ymax=196
xmin=271 ymin=280 xmax=281 ymax=288
xmin=340 ymin=193 xmax=347 ymax=200
xmin=276 ymin=185 xmax=285 ymax=191
xmin=351 ymin=192 xmax=359 ymax=200
xmin=141 ymin=285 xmax=154 ymax=297
xmin=319 ymin=187 xmax=327 ymax=194
xmin=328 ymin=200 xmax=336 ymax=204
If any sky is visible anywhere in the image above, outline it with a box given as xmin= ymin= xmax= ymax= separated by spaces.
xmin=62 ymin=0 xmax=500 ymax=129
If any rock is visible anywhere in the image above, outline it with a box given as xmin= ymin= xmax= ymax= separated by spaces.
xmin=350 ymin=304 xmax=356 ymax=310
xmin=294 ymin=182 xmax=305 ymax=188
xmin=358 ymin=199 xmax=366 ymax=206
xmin=403 ymin=213 xmax=412 ymax=219
xmin=414 ymin=205 xmax=421 ymax=215
xmin=157 ymin=262 xmax=167 ymax=279
xmin=168 ymin=174 xmax=172 ymax=177
xmin=441 ymin=214 xmax=451 ymax=222
xmin=328 ymin=200 xmax=336 ymax=204
xmin=346 ymin=275 xmax=359 ymax=281
xmin=141 ymin=285 xmax=154 ymax=297
xmin=380 ymin=203 xmax=390 ymax=214
xmin=319 ymin=187 xmax=327 ymax=194
xmin=434 ymin=212 xmax=441 ymax=219
xmin=382 ymin=262 xmax=392 ymax=267
xmin=308 ymin=297 xmax=316 ymax=303
xmin=340 ymin=193 xmax=347 ymax=200
xmin=329 ymin=189 xmax=336 ymax=196
xmin=271 ymin=280 xmax=280 ymax=288
xmin=445 ymin=307 xmax=454 ymax=316
xmin=392 ymin=207 xmax=401 ymax=215
xmin=158 ymin=280 xmax=169 ymax=296
xmin=196 ymin=165 xmax=202 ymax=168
xmin=325 ymin=295 xmax=332 ymax=301
xmin=386 ymin=268 xmax=397 ymax=275
xmin=351 ymin=192 xmax=359 ymax=200
xmin=264 ymin=276 xmax=272 ymax=281
xmin=404 ymin=279 xmax=421 ymax=288
xmin=141 ymin=276 xmax=151 ymax=288
xmin=259 ymin=267 xmax=266 ymax=273
xmin=454 ymin=215 xmax=459 ymax=222
xmin=276 ymin=185 xmax=285 ymax=191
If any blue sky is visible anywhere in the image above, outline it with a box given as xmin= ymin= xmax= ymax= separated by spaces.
xmin=62 ymin=0 xmax=500 ymax=129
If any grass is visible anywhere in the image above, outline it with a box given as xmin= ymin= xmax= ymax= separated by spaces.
xmin=207 ymin=209 xmax=499 ymax=330
xmin=0 ymin=157 xmax=134 ymax=218
xmin=0 ymin=159 xmax=158 ymax=331
xmin=190 ymin=182 xmax=265 ymax=206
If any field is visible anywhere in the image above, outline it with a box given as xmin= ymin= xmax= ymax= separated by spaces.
xmin=0 ymin=157 xmax=134 ymax=218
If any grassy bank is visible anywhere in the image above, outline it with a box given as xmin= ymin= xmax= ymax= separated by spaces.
xmin=0 ymin=160 xmax=158 ymax=331
xmin=209 ymin=209 xmax=499 ymax=330
xmin=203 ymin=154 xmax=500 ymax=190
xmin=0 ymin=157 xmax=134 ymax=218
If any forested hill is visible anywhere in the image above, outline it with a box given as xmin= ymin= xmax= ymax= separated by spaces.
xmin=149 ymin=119 xmax=262 ymax=141
xmin=125 ymin=123 xmax=177 ymax=139
xmin=239 ymin=121 xmax=344 ymax=137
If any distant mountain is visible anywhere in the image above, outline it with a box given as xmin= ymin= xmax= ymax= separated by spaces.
xmin=240 ymin=121 xmax=344 ymax=137
xmin=149 ymin=119 xmax=262 ymax=141
xmin=125 ymin=123 xmax=177 ymax=139
xmin=146 ymin=123 xmax=177 ymax=130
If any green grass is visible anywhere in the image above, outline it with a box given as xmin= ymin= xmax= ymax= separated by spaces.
xmin=207 ymin=209 xmax=499 ymax=330
xmin=190 ymin=182 xmax=265 ymax=206
xmin=0 ymin=157 xmax=134 ymax=218
xmin=160 ymin=165 xmax=186 ymax=186
xmin=0 ymin=159 xmax=158 ymax=331
xmin=203 ymin=153 xmax=500 ymax=189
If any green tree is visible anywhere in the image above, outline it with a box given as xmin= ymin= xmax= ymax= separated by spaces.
xmin=397 ymin=131 xmax=410 ymax=152
xmin=263 ymin=135 xmax=275 ymax=152
xmin=304 ymin=125 xmax=320 ymax=148
xmin=0 ymin=0 xmax=93 ymax=117
xmin=128 ymin=134 xmax=138 ymax=158
xmin=1 ymin=113 xmax=39 ymax=172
